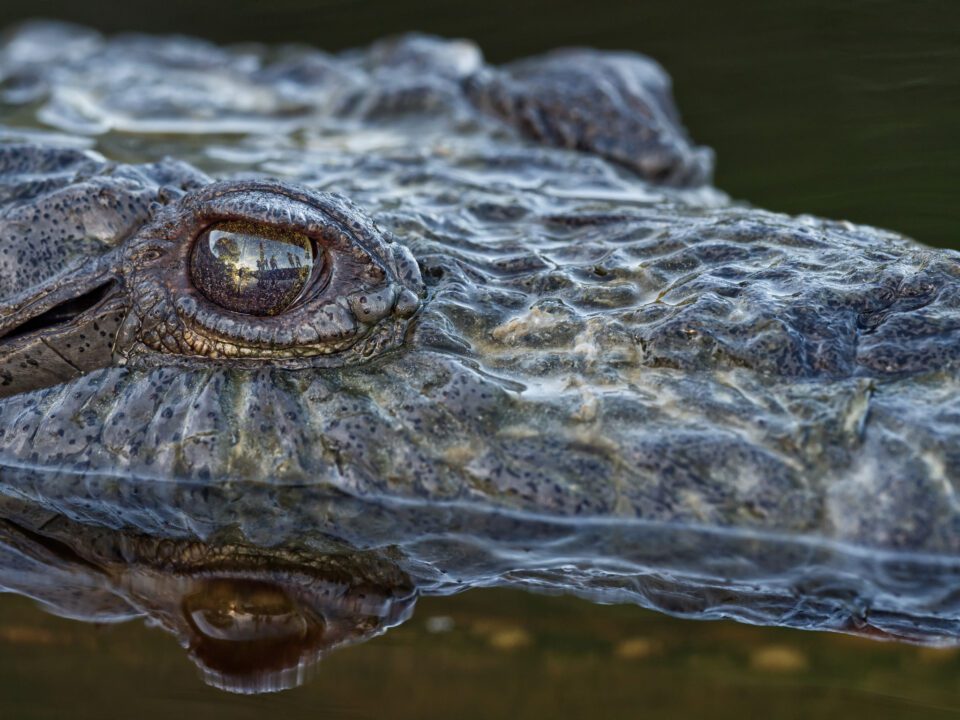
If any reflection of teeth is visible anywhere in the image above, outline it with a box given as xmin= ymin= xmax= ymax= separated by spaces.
xmin=347 ymin=285 xmax=398 ymax=323
xmin=160 ymin=334 xmax=181 ymax=353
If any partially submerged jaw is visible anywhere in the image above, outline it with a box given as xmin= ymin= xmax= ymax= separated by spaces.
xmin=0 ymin=180 xmax=425 ymax=397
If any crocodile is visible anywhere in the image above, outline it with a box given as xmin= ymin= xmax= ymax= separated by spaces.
xmin=1 ymin=21 xmax=960 ymax=692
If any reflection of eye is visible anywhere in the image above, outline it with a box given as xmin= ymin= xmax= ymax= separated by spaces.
xmin=188 ymin=602 xmax=311 ymax=643
xmin=190 ymin=221 xmax=320 ymax=317
xmin=183 ymin=580 xmax=313 ymax=643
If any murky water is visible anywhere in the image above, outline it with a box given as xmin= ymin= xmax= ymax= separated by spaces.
xmin=5 ymin=588 xmax=960 ymax=719
xmin=1 ymin=1 xmax=959 ymax=716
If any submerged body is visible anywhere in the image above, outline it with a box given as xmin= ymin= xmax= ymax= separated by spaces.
xmin=0 ymin=21 xmax=959 ymax=690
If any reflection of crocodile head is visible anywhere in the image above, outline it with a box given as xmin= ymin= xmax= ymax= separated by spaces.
xmin=0 ymin=498 xmax=415 ymax=693
xmin=1 ymin=22 xmax=960 ymax=660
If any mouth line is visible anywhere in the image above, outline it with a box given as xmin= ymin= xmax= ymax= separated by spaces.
xmin=0 ymin=270 xmax=129 ymax=398
xmin=0 ymin=279 xmax=119 ymax=343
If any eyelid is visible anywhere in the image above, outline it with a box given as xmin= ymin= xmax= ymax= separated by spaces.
xmin=119 ymin=180 xmax=424 ymax=364
xmin=178 ymin=212 xmax=384 ymax=348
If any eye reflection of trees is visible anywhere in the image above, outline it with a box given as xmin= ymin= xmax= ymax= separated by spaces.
xmin=198 ymin=231 xmax=313 ymax=313
xmin=212 ymin=236 xmax=241 ymax=265
xmin=211 ymin=236 xmax=248 ymax=293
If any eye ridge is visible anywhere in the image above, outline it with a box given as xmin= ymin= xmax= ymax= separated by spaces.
xmin=190 ymin=220 xmax=326 ymax=318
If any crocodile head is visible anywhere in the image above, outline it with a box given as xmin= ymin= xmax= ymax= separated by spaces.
xmin=1 ymin=24 xmax=960 ymax=654
xmin=2 ymin=136 xmax=959 ymax=550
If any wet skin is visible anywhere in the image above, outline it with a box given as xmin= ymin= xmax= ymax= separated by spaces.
xmin=0 ymin=23 xmax=959 ymax=687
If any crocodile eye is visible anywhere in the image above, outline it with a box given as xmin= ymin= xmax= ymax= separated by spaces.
xmin=190 ymin=221 xmax=317 ymax=316
xmin=115 ymin=182 xmax=424 ymax=364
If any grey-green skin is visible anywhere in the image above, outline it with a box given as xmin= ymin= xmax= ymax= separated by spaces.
xmin=0 ymin=22 xmax=960 ymax=646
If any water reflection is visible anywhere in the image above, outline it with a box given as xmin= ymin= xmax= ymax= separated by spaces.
xmin=0 ymin=500 xmax=415 ymax=694
xmin=5 ymin=481 xmax=960 ymax=695
xmin=190 ymin=221 xmax=314 ymax=316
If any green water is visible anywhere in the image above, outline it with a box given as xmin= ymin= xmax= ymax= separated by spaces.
xmin=4 ymin=590 xmax=960 ymax=719
xmin=1 ymin=1 xmax=959 ymax=716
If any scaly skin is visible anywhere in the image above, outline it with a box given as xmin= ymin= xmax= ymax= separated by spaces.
xmin=0 ymin=23 xmax=959 ymax=657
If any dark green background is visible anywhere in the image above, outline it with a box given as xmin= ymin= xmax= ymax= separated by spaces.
xmin=1 ymin=0 xmax=957 ymax=246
